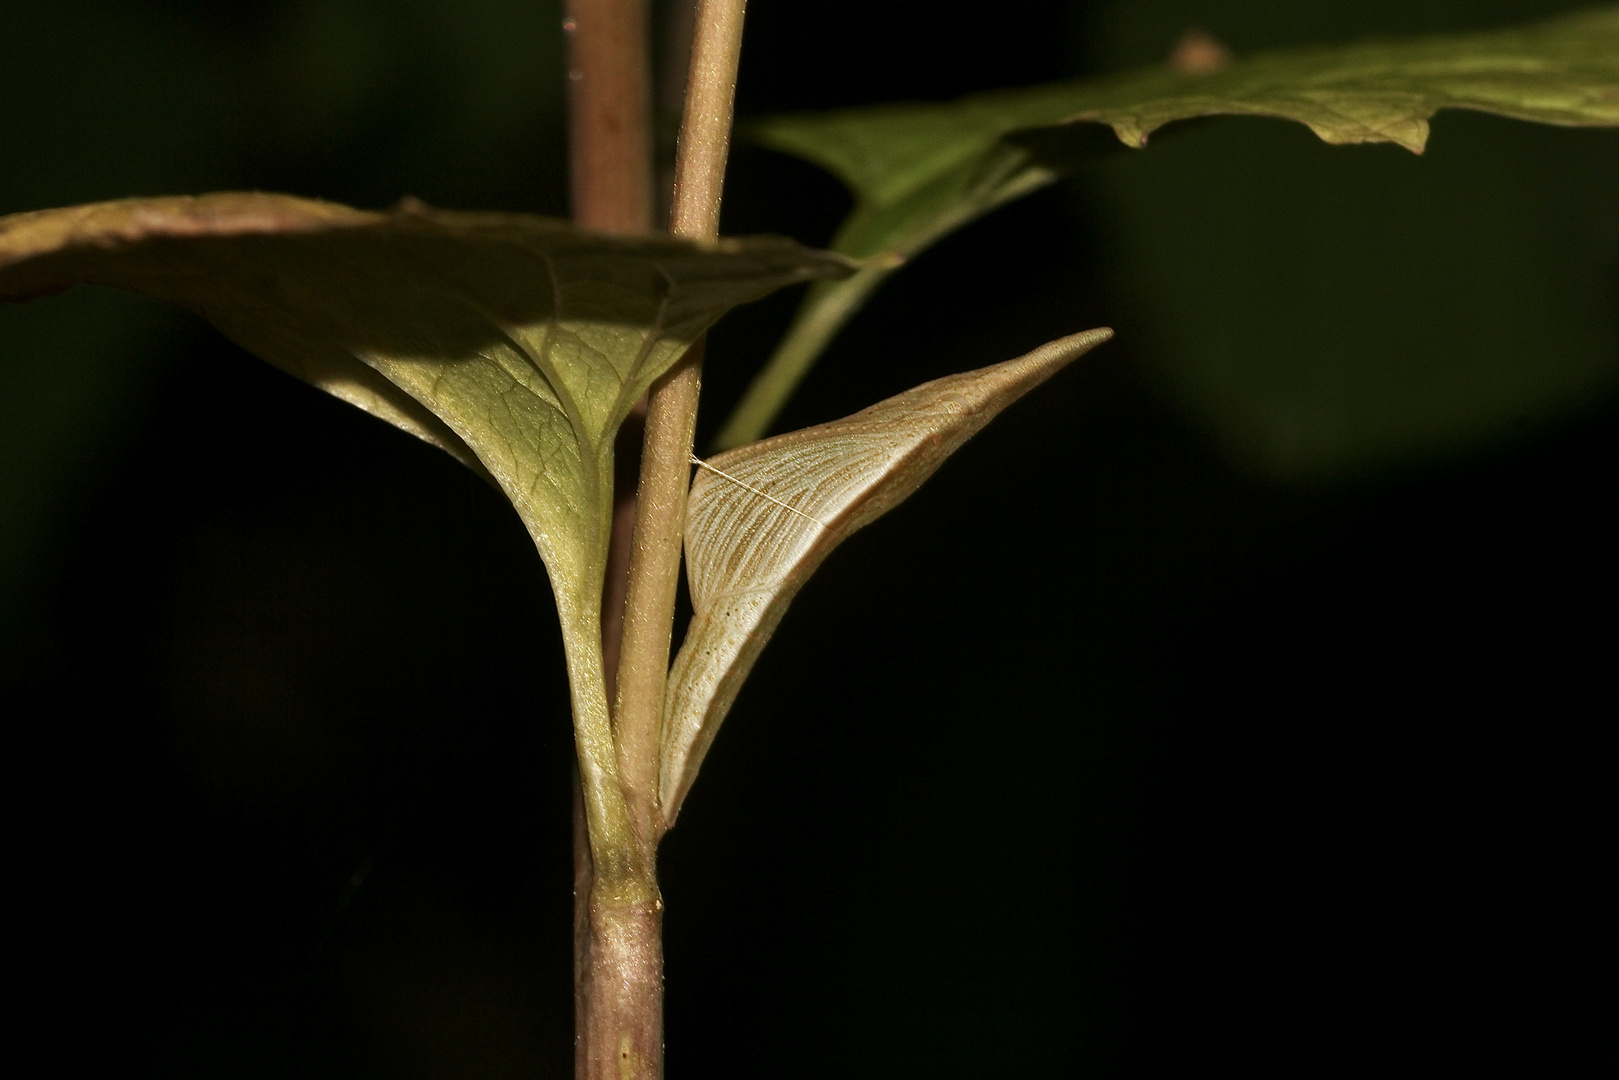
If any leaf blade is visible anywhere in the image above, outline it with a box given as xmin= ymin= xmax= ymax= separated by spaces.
xmin=0 ymin=191 xmax=853 ymax=862
xmin=721 ymin=5 xmax=1619 ymax=448
xmin=0 ymin=192 xmax=851 ymax=592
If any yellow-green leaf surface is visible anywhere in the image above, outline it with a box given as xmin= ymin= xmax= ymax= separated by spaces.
xmin=0 ymin=192 xmax=847 ymax=601
xmin=717 ymin=5 xmax=1619 ymax=449
xmin=660 ymin=328 xmax=1113 ymax=826
xmin=0 ymin=192 xmax=850 ymax=856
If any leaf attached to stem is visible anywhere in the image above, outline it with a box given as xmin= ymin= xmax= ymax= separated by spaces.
xmin=0 ymin=191 xmax=852 ymax=863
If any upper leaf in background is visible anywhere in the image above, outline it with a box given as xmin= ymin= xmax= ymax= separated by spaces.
xmin=717 ymin=4 xmax=1619 ymax=450
xmin=0 ymin=193 xmax=850 ymax=661
xmin=660 ymin=328 xmax=1113 ymax=826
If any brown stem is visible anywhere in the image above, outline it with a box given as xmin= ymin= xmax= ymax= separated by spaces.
xmin=567 ymin=3 xmax=747 ymax=1075
xmin=565 ymin=0 xmax=654 ymax=234
xmin=566 ymin=0 xmax=655 ymax=694
xmin=564 ymin=3 xmax=661 ymax=1078
xmin=600 ymin=404 xmax=647 ymax=696
xmin=570 ymin=767 xmax=593 ymax=1080
xmin=579 ymin=894 xmax=664 ymax=1080
xmin=585 ymin=7 xmax=746 ymax=1073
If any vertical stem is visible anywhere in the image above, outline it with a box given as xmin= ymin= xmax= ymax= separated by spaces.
xmin=561 ymin=586 xmax=656 ymax=1080
xmin=594 ymin=9 xmax=746 ymax=1073
xmin=667 ymin=0 xmax=747 ymax=241
xmin=565 ymin=0 xmax=655 ymax=693
xmin=601 ymin=412 xmax=646 ymax=704
xmin=611 ymin=348 xmax=701 ymax=849
xmin=565 ymin=0 xmax=654 ymax=233
xmin=613 ymin=0 xmax=748 ymax=847
xmin=566 ymin=2 xmax=747 ymax=1075
xmin=570 ymin=770 xmax=591 ymax=1079
xmin=564 ymin=4 xmax=660 ymax=1080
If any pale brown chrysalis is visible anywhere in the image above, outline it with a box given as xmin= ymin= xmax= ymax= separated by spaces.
xmin=658 ymin=328 xmax=1113 ymax=826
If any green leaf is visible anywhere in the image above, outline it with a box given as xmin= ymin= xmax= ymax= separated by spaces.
xmin=1088 ymin=108 xmax=1619 ymax=479
xmin=715 ymin=4 xmax=1619 ymax=449
xmin=661 ymin=328 xmax=1113 ymax=825
xmin=0 ymin=191 xmax=851 ymax=859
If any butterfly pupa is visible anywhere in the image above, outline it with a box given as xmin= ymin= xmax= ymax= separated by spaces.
xmin=658 ymin=327 xmax=1113 ymax=827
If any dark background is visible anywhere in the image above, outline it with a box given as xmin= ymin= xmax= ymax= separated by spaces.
xmin=2 ymin=1 xmax=1615 ymax=1076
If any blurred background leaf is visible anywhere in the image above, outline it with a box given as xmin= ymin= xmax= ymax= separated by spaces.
xmin=1080 ymin=0 xmax=1619 ymax=477
xmin=723 ymin=5 xmax=1617 ymax=450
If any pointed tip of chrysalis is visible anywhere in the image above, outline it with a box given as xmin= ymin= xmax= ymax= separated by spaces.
xmin=1006 ymin=326 xmax=1114 ymax=381
xmin=1063 ymin=325 xmax=1115 ymax=351
xmin=930 ymin=327 xmax=1113 ymax=412
xmin=664 ymin=325 xmax=1117 ymax=822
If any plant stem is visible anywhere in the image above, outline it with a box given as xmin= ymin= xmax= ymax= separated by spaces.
xmin=566 ymin=2 xmax=746 ymax=1072
xmin=587 ymin=7 xmax=745 ymax=1073
xmin=565 ymin=0 xmax=654 ymax=234
xmin=564 ymin=0 xmax=655 ymax=693
xmin=613 ymin=0 xmax=748 ymax=844
xmin=564 ymin=4 xmax=660 ymax=1079
xmin=666 ymin=0 xmax=747 ymax=241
